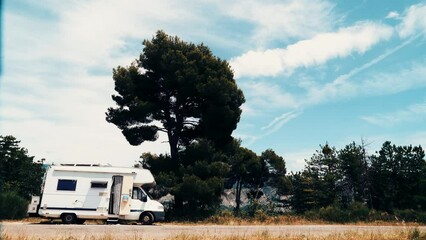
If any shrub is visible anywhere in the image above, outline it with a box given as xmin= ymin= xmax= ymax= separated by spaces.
xmin=417 ymin=212 xmax=426 ymax=223
xmin=395 ymin=209 xmax=426 ymax=223
xmin=395 ymin=209 xmax=418 ymax=222
xmin=347 ymin=202 xmax=369 ymax=221
xmin=367 ymin=209 xmax=396 ymax=222
xmin=304 ymin=202 xmax=370 ymax=223
xmin=0 ymin=191 xmax=28 ymax=220
xmin=318 ymin=205 xmax=348 ymax=222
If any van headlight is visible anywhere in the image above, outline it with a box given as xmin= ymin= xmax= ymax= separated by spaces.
xmin=158 ymin=205 xmax=164 ymax=210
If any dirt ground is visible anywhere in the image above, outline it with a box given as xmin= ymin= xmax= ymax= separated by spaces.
xmin=2 ymin=222 xmax=426 ymax=239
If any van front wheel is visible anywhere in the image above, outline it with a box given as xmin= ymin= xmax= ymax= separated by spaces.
xmin=140 ymin=212 xmax=154 ymax=225
xmin=61 ymin=213 xmax=77 ymax=224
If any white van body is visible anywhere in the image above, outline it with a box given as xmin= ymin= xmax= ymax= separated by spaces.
xmin=32 ymin=164 xmax=164 ymax=224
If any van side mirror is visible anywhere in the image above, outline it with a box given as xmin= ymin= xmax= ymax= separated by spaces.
xmin=141 ymin=195 xmax=147 ymax=202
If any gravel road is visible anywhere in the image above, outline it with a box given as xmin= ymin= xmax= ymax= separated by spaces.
xmin=2 ymin=222 xmax=426 ymax=239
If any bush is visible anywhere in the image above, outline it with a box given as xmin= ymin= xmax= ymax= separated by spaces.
xmin=395 ymin=209 xmax=426 ymax=223
xmin=347 ymin=202 xmax=369 ymax=221
xmin=396 ymin=209 xmax=418 ymax=222
xmin=0 ymin=191 xmax=28 ymax=220
xmin=304 ymin=202 xmax=370 ymax=223
xmin=367 ymin=209 xmax=394 ymax=222
xmin=318 ymin=205 xmax=348 ymax=222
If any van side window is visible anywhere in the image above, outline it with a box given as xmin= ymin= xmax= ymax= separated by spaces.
xmin=91 ymin=181 xmax=108 ymax=188
xmin=57 ymin=179 xmax=77 ymax=191
xmin=132 ymin=187 xmax=142 ymax=200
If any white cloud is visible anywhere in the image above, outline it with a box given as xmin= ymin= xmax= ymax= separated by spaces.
xmin=239 ymin=110 xmax=302 ymax=147
xmin=0 ymin=72 xmax=171 ymax=165
xmin=362 ymin=62 xmax=426 ymax=95
xmin=261 ymin=111 xmax=302 ymax=132
xmin=361 ymin=102 xmax=426 ymax=126
xmin=230 ymin=22 xmax=393 ymax=78
xmin=300 ymin=35 xmax=418 ymax=106
xmin=386 ymin=11 xmax=400 ymax=19
xmin=222 ymin=0 xmax=336 ymax=46
xmin=398 ymin=3 xmax=426 ymax=38
xmin=0 ymin=0 xmax=224 ymax=166
xmin=281 ymin=149 xmax=312 ymax=173
xmin=240 ymin=104 xmax=258 ymax=117
xmin=242 ymin=81 xmax=299 ymax=109
xmin=53 ymin=0 xmax=198 ymax=67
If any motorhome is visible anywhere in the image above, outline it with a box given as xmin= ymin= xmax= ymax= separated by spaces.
xmin=27 ymin=164 xmax=164 ymax=225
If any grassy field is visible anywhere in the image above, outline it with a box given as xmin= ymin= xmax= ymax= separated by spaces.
xmin=2 ymin=216 xmax=426 ymax=240
xmin=1 ymin=228 xmax=426 ymax=240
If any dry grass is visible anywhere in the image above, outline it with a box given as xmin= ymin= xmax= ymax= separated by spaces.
xmin=170 ymin=229 xmax=426 ymax=240
xmin=3 ymin=215 xmax=425 ymax=226
xmin=199 ymin=214 xmax=321 ymax=225
xmin=177 ymin=215 xmax=422 ymax=227
xmin=1 ymin=228 xmax=426 ymax=240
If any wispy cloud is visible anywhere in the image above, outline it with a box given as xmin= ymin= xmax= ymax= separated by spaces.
xmin=240 ymin=110 xmax=302 ymax=146
xmin=230 ymin=22 xmax=393 ymax=78
xmin=301 ymin=33 xmax=420 ymax=106
xmin=261 ymin=111 xmax=302 ymax=132
xmin=386 ymin=11 xmax=400 ymax=19
xmin=221 ymin=0 xmax=336 ymax=46
xmin=361 ymin=102 xmax=426 ymax=126
xmin=241 ymin=81 xmax=299 ymax=109
xmin=397 ymin=3 xmax=426 ymax=38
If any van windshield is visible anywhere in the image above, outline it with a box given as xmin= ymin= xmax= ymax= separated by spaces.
xmin=132 ymin=187 xmax=149 ymax=201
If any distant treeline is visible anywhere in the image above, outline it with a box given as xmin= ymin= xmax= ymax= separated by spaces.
xmin=290 ymin=141 xmax=425 ymax=222
xmin=139 ymin=139 xmax=425 ymax=222
xmin=1 ymin=134 xmax=425 ymax=223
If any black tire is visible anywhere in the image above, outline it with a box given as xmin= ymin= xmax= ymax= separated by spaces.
xmin=61 ymin=213 xmax=77 ymax=224
xmin=140 ymin=212 xmax=154 ymax=225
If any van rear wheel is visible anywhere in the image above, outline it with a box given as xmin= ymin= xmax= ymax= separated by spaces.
xmin=140 ymin=212 xmax=154 ymax=225
xmin=61 ymin=213 xmax=77 ymax=224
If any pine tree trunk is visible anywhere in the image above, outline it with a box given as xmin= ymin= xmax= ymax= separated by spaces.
xmin=235 ymin=178 xmax=242 ymax=213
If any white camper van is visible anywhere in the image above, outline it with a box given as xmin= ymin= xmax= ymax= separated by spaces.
xmin=28 ymin=164 xmax=164 ymax=225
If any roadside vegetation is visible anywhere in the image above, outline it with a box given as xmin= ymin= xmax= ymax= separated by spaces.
xmin=0 ymin=136 xmax=45 ymax=220
xmin=2 ymin=228 xmax=426 ymax=240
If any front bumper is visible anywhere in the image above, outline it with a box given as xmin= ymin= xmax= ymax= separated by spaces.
xmin=152 ymin=211 xmax=165 ymax=222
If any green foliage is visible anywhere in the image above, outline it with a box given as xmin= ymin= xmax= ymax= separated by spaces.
xmin=348 ymin=201 xmax=370 ymax=221
xmin=290 ymin=171 xmax=317 ymax=213
xmin=338 ymin=142 xmax=369 ymax=206
xmin=260 ymin=149 xmax=292 ymax=195
xmin=0 ymin=191 xmax=28 ymax=220
xmin=317 ymin=205 xmax=348 ymax=222
xmin=139 ymin=139 xmax=230 ymax=216
xmin=394 ymin=209 xmax=426 ymax=223
xmin=304 ymin=143 xmax=341 ymax=208
xmin=292 ymin=140 xmax=426 ymax=218
xmin=370 ymin=141 xmax=426 ymax=211
xmin=0 ymin=135 xmax=44 ymax=198
xmin=305 ymin=202 xmax=370 ymax=223
xmin=226 ymin=140 xmax=267 ymax=213
xmin=106 ymin=30 xmax=245 ymax=161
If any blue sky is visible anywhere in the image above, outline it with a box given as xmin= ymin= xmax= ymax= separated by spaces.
xmin=1 ymin=0 xmax=426 ymax=171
